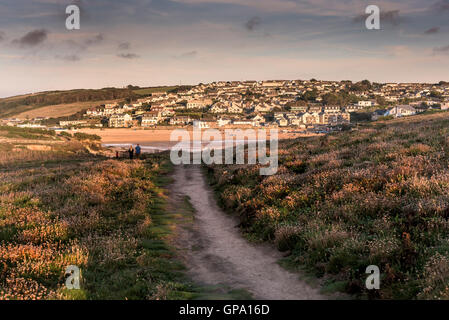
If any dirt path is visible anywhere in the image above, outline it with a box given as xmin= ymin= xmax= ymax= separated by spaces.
xmin=169 ymin=165 xmax=324 ymax=300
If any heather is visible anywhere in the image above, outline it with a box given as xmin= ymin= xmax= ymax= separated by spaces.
xmin=207 ymin=112 xmax=449 ymax=299
xmin=0 ymin=130 xmax=193 ymax=299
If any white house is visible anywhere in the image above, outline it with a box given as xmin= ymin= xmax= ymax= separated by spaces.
xmin=85 ymin=107 xmax=104 ymax=117
xmin=228 ymin=103 xmax=244 ymax=114
xmin=323 ymin=106 xmax=341 ymax=113
xmin=233 ymin=120 xmax=256 ymax=126
xmin=358 ymin=100 xmax=374 ymax=107
xmin=59 ymin=120 xmax=88 ymax=127
xmin=109 ymin=114 xmax=132 ymax=128
xmin=141 ymin=112 xmax=161 ymax=127
xmin=217 ymin=118 xmax=232 ymax=127
xmin=251 ymin=114 xmax=266 ymax=125
xmin=187 ymin=99 xmax=212 ymax=109
xmin=387 ymin=105 xmax=416 ymax=117
xmin=210 ymin=103 xmax=228 ymax=114
xmin=193 ymin=120 xmax=212 ymax=129
xmin=301 ymin=112 xmax=320 ymax=125
xmin=169 ymin=116 xmax=192 ymax=126
xmin=253 ymin=103 xmax=273 ymax=113
xmin=291 ymin=105 xmax=307 ymax=113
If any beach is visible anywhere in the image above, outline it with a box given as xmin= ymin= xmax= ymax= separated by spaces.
xmin=75 ymin=127 xmax=316 ymax=150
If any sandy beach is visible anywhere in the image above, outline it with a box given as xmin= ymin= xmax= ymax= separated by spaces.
xmin=75 ymin=127 xmax=315 ymax=146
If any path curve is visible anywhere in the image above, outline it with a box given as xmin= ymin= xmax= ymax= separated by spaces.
xmin=170 ymin=165 xmax=324 ymax=300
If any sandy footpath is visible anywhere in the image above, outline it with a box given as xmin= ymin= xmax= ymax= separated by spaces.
xmin=169 ymin=165 xmax=324 ymax=300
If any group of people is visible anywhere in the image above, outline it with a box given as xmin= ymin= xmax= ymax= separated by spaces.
xmin=114 ymin=144 xmax=142 ymax=160
xmin=127 ymin=144 xmax=141 ymax=160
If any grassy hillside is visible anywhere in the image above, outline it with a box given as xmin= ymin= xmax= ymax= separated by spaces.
xmin=0 ymin=86 xmax=184 ymax=119
xmin=0 ymin=88 xmax=131 ymax=118
xmin=0 ymin=127 xmax=196 ymax=299
xmin=207 ymin=112 xmax=449 ymax=299
xmin=14 ymin=100 xmax=120 ymax=120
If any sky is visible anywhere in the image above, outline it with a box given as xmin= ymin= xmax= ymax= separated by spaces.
xmin=0 ymin=0 xmax=448 ymax=97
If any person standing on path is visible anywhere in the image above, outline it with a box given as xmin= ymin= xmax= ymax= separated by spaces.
xmin=128 ymin=145 xmax=134 ymax=160
xmin=135 ymin=144 xmax=141 ymax=159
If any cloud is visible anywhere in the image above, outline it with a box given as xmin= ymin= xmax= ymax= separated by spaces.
xmin=73 ymin=0 xmax=87 ymax=15
xmin=118 ymin=42 xmax=131 ymax=50
xmin=12 ymin=29 xmax=48 ymax=47
xmin=84 ymin=34 xmax=104 ymax=46
xmin=434 ymin=44 xmax=449 ymax=53
xmin=174 ymin=0 xmax=299 ymax=14
xmin=353 ymin=10 xmax=402 ymax=27
xmin=0 ymin=31 xmax=5 ymax=42
xmin=173 ymin=0 xmax=425 ymax=16
xmin=425 ymin=27 xmax=440 ymax=34
xmin=382 ymin=10 xmax=402 ymax=26
xmin=117 ymin=53 xmax=140 ymax=59
xmin=172 ymin=50 xmax=198 ymax=59
xmin=245 ymin=16 xmax=261 ymax=31
xmin=180 ymin=50 xmax=197 ymax=57
xmin=55 ymin=54 xmax=81 ymax=62
xmin=172 ymin=0 xmax=369 ymax=16
xmin=432 ymin=0 xmax=449 ymax=12
xmin=61 ymin=34 xmax=105 ymax=51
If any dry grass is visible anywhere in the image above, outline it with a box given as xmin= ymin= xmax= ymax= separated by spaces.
xmin=15 ymin=100 xmax=119 ymax=120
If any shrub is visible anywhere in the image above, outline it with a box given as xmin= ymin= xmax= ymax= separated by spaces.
xmin=59 ymin=131 xmax=72 ymax=138
xmin=0 ymin=126 xmax=55 ymax=140
xmin=73 ymin=132 xmax=101 ymax=141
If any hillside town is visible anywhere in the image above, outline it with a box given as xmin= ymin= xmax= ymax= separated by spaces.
xmin=3 ymin=80 xmax=449 ymax=132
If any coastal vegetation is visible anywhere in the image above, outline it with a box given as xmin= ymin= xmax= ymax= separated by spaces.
xmin=0 ymin=127 xmax=194 ymax=299
xmin=207 ymin=112 xmax=449 ymax=299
